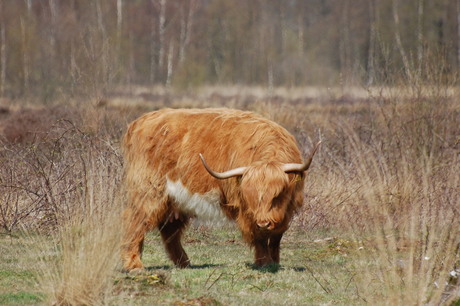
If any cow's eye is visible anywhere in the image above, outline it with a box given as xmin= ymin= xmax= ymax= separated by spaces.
xmin=272 ymin=193 xmax=285 ymax=208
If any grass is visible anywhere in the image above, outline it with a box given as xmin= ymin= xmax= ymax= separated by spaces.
xmin=0 ymin=234 xmax=43 ymax=305
xmin=0 ymin=83 xmax=459 ymax=304
xmin=1 ymin=226 xmax=363 ymax=305
xmin=0 ymin=292 xmax=43 ymax=305
xmin=35 ymin=209 xmax=122 ymax=305
xmin=136 ymin=228 xmax=357 ymax=305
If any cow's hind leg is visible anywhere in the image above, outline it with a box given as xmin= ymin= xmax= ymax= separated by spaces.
xmin=122 ymin=193 xmax=170 ymax=271
xmin=122 ymin=207 xmax=149 ymax=271
xmin=159 ymin=213 xmax=190 ymax=268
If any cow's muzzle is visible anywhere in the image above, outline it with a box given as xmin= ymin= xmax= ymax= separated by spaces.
xmin=257 ymin=221 xmax=275 ymax=230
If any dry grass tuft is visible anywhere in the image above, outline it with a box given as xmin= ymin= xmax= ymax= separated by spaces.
xmin=295 ymin=85 xmax=460 ymax=303
xmin=36 ymin=203 xmax=123 ymax=306
xmin=30 ymin=126 xmax=125 ymax=304
xmin=346 ymin=138 xmax=460 ymax=304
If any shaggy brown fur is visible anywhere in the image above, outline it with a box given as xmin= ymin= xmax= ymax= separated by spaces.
xmin=121 ymin=108 xmax=317 ymax=270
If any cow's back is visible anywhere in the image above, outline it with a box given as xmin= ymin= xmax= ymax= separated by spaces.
xmin=122 ymin=108 xmax=303 ymax=195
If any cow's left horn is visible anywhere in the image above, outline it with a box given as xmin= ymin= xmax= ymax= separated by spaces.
xmin=282 ymin=141 xmax=321 ymax=173
xmin=199 ymin=154 xmax=248 ymax=179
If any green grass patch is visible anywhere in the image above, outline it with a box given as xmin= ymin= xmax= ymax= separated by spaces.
xmin=0 ymin=236 xmax=41 ymax=305
xmin=0 ymin=292 xmax=43 ymax=305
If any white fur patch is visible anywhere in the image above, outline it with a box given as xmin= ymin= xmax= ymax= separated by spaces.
xmin=166 ymin=179 xmax=228 ymax=224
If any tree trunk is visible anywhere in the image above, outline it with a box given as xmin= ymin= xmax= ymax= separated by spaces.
xmin=48 ymin=0 xmax=57 ymax=86
xmin=69 ymin=0 xmax=78 ymax=93
xmin=116 ymin=0 xmax=123 ymax=65
xmin=95 ymin=0 xmax=110 ymax=93
xmin=457 ymin=0 xmax=460 ymax=72
xmin=392 ymin=0 xmax=413 ymax=82
xmin=166 ymin=42 xmax=174 ymax=86
xmin=339 ymin=0 xmax=351 ymax=85
xmin=150 ymin=20 xmax=156 ymax=84
xmin=0 ymin=0 xmax=5 ymax=96
xmin=179 ymin=0 xmax=197 ymax=64
xmin=279 ymin=2 xmax=287 ymax=55
xmin=297 ymin=6 xmax=304 ymax=57
xmin=117 ymin=0 xmax=123 ymax=38
xmin=417 ymin=0 xmax=424 ymax=78
xmin=20 ymin=17 xmax=29 ymax=93
xmin=158 ymin=0 xmax=166 ymax=74
xmin=268 ymin=63 xmax=274 ymax=93
xmin=49 ymin=0 xmax=57 ymax=53
xmin=367 ymin=0 xmax=376 ymax=86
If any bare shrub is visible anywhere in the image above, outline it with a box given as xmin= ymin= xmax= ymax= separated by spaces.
xmin=0 ymin=105 xmax=124 ymax=232
xmin=0 ymin=104 xmax=126 ymax=305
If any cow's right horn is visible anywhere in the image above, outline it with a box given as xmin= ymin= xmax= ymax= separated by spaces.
xmin=199 ymin=154 xmax=248 ymax=179
xmin=282 ymin=141 xmax=321 ymax=173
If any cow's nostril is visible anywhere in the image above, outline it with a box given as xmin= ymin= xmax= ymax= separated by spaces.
xmin=257 ymin=221 xmax=270 ymax=229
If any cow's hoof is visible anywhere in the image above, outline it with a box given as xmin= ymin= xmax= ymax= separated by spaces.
xmin=122 ymin=254 xmax=144 ymax=272
xmin=175 ymin=260 xmax=191 ymax=269
xmin=127 ymin=267 xmax=145 ymax=275
xmin=249 ymin=262 xmax=280 ymax=273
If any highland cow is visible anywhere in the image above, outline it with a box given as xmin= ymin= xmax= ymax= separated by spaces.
xmin=121 ymin=108 xmax=319 ymax=270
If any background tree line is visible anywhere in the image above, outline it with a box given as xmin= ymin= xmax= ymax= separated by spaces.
xmin=0 ymin=0 xmax=459 ymax=100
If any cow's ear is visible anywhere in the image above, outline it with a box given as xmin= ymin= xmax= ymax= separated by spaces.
xmin=291 ymin=173 xmax=303 ymax=184
xmin=290 ymin=173 xmax=303 ymax=184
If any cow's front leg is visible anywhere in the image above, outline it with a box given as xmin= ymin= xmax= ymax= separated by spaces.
xmin=268 ymin=233 xmax=283 ymax=264
xmin=254 ymin=237 xmax=274 ymax=266
xmin=159 ymin=215 xmax=190 ymax=268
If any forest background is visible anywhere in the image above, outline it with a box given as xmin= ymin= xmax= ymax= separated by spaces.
xmin=0 ymin=0 xmax=459 ymax=100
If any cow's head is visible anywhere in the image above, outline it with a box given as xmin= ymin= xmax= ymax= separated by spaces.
xmin=199 ymin=142 xmax=321 ymax=231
